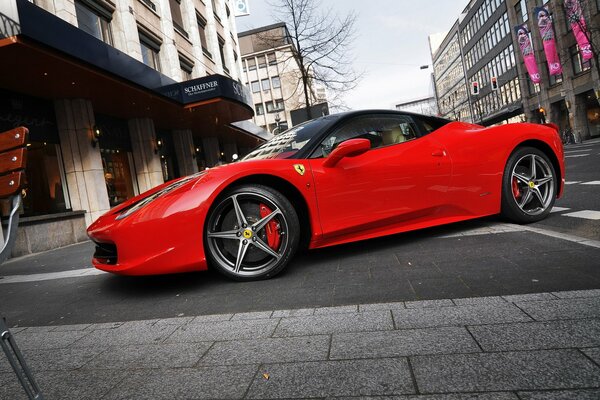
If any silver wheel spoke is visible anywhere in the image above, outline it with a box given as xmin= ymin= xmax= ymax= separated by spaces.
xmin=234 ymin=241 xmax=250 ymax=273
xmin=252 ymin=208 xmax=282 ymax=232
xmin=232 ymin=195 xmax=248 ymax=227
xmin=513 ymin=172 xmax=530 ymax=184
xmin=207 ymin=229 xmax=239 ymax=240
xmin=518 ymin=189 xmax=533 ymax=208
xmin=531 ymin=187 xmax=545 ymax=205
xmin=252 ymin=237 xmax=282 ymax=260
xmin=529 ymin=155 xmax=537 ymax=179
xmin=536 ymin=176 xmax=553 ymax=187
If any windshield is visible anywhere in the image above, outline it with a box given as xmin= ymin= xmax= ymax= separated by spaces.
xmin=241 ymin=119 xmax=326 ymax=161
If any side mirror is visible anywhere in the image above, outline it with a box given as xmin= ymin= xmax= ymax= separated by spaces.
xmin=323 ymin=138 xmax=371 ymax=168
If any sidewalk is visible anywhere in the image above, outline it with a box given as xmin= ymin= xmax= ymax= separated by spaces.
xmin=2 ymin=289 xmax=600 ymax=399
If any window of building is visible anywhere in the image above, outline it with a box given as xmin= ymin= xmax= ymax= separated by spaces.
xmin=180 ymin=55 xmax=194 ymax=80
xmin=267 ymin=52 xmax=277 ymax=65
xmin=169 ymin=0 xmax=187 ymax=37
xmin=139 ymin=32 xmax=161 ymax=71
xmin=74 ymin=0 xmax=113 ymax=45
xmin=197 ymin=14 xmax=212 ymax=58
xmin=265 ymin=101 xmax=275 ymax=113
xmin=515 ymin=0 xmax=528 ymax=23
xmin=548 ymin=74 xmax=563 ymax=86
xmin=211 ymin=0 xmax=221 ymax=22
xmin=218 ymin=36 xmax=228 ymax=73
xmin=570 ymin=45 xmax=592 ymax=74
xmin=258 ymin=55 xmax=267 ymax=68
xmin=139 ymin=0 xmax=157 ymax=12
xmin=261 ymin=79 xmax=270 ymax=91
xmin=251 ymin=81 xmax=260 ymax=93
xmin=272 ymin=76 xmax=281 ymax=88
xmin=255 ymin=103 xmax=264 ymax=115
xmin=274 ymin=98 xmax=285 ymax=111
xmin=247 ymin=58 xmax=256 ymax=71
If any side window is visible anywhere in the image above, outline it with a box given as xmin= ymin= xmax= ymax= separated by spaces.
xmin=311 ymin=115 xmax=419 ymax=158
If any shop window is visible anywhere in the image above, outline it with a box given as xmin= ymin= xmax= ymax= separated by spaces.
xmin=74 ymin=0 xmax=113 ymax=45
xmin=196 ymin=14 xmax=212 ymax=58
xmin=139 ymin=31 xmax=161 ymax=72
xmin=169 ymin=0 xmax=188 ymax=38
xmin=156 ymin=131 xmax=179 ymax=182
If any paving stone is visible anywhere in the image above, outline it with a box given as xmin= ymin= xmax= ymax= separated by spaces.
xmin=326 ymin=394 xmax=518 ymax=400
xmin=189 ymin=313 xmax=233 ymax=323
xmin=73 ymin=320 xmax=179 ymax=348
xmin=515 ymin=297 xmax=600 ymax=321
xmin=405 ymin=299 xmax=454 ymax=308
xmin=153 ymin=316 xmax=194 ymax=326
xmin=103 ymin=365 xmax=257 ymax=399
xmin=199 ymin=335 xmax=329 ymax=366
xmin=581 ymin=347 xmax=600 ymax=365
xmin=392 ymin=304 xmax=531 ymax=329
xmin=0 ymin=372 xmax=28 ymax=400
xmin=34 ymin=370 xmax=127 ymax=400
xmin=551 ymin=289 xmax=600 ymax=299
xmin=83 ymin=342 xmax=211 ymax=369
xmin=0 ymin=346 xmax=104 ymax=373
xmin=271 ymin=308 xmax=315 ymax=318
xmin=246 ymin=358 xmax=415 ymax=398
xmin=314 ymin=305 xmax=358 ymax=315
xmin=359 ymin=301 xmax=405 ymax=312
xmin=502 ymin=293 xmax=557 ymax=303
xmin=166 ymin=318 xmax=279 ymax=342
xmin=469 ymin=319 xmax=600 ymax=351
xmin=411 ymin=349 xmax=600 ymax=393
xmin=85 ymin=322 xmax=124 ymax=330
xmin=50 ymin=323 xmax=92 ymax=331
xmin=518 ymin=389 xmax=600 ymax=399
xmin=231 ymin=311 xmax=273 ymax=320
xmin=452 ymin=296 xmax=507 ymax=306
xmin=273 ymin=311 xmax=393 ymax=337
xmin=13 ymin=329 xmax=90 ymax=350
xmin=330 ymin=326 xmax=480 ymax=359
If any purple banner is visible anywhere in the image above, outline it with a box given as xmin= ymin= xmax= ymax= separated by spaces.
xmin=535 ymin=6 xmax=562 ymax=76
xmin=564 ymin=0 xmax=593 ymax=61
xmin=515 ymin=24 xmax=541 ymax=84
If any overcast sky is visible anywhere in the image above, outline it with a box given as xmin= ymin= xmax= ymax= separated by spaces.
xmin=235 ymin=0 xmax=468 ymax=111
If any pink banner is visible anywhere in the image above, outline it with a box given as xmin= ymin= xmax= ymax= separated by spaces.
xmin=535 ymin=6 xmax=562 ymax=76
xmin=515 ymin=24 xmax=541 ymax=84
xmin=564 ymin=0 xmax=593 ymax=61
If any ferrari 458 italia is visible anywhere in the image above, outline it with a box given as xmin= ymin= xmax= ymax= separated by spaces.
xmin=87 ymin=110 xmax=564 ymax=280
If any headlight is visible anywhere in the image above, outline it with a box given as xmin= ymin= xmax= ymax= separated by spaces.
xmin=116 ymin=172 xmax=205 ymax=220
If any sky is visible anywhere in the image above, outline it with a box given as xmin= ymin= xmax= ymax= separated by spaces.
xmin=235 ymin=0 xmax=468 ymax=111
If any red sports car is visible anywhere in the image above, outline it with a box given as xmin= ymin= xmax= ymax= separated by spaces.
xmin=87 ymin=110 xmax=564 ymax=280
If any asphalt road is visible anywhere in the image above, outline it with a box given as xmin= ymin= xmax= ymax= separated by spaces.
xmin=1 ymin=139 xmax=599 ymax=327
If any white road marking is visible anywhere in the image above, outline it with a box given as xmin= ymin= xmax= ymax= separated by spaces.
xmin=564 ymin=149 xmax=592 ymax=153
xmin=565 ymin=181 xmax=582 ymax=185
xmin=550 ymin=207 xmax=570 ymax=213
xmin=563 ymin=210 xmax=600 ymax=220
xmin=581 ymin=181 xmax=600 ymax=185
xmin=0 ymin=268 xmax=106 ymax=284
xmin=518 ymin=224 xmax=600 ymax=249
xmin=565 ymin=154 xmax=589 ymax=158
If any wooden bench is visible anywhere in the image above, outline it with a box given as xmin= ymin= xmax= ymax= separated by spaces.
xmin=0 ymin=126 xmax=45 ymax=399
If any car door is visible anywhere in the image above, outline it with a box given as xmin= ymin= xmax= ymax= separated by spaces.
xmin=308 ymin=114 xmax=452 ymax=240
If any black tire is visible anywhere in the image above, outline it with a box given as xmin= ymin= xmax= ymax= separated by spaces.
xmin=205 ymin=184 xmax=300 ymax=281
xmin=501 ymin=146 xmax=557 ymax=223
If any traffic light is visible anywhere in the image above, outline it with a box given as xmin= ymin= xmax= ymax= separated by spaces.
xmin=471 ymin=81 xmax=479 ymax=95
xmin=491 ymin=76 xmax=498 ymax=91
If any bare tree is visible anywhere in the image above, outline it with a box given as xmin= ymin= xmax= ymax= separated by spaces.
xmin=262 ymin=0 xmax=362 ymax=118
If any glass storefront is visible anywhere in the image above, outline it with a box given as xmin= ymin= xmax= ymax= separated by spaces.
xmin=0 ymin=90 xmax=69 ymax=216
xmin=156 ymin=130 xmax=179 ymax=182
xmin=95 ymin=114 xmax=137 ymax=207
xmin=585 ymin=93 xmax=600 ymax=138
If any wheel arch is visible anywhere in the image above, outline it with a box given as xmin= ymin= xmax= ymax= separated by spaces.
xmin=212 ymin=174 xmax=312 ymax=250
xmin=509 ymin=139 xmax=563 ymax=196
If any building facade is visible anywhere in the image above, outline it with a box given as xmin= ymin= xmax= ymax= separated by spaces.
xmin=0 ymin=0 xmax=263 ymax=256
xmin=431 ymin=0 xmax=600 ymax=140
xmin=238 ymin=23 xmax=327 ymax=134
xmin=395 ymin=96 xmax=439 ymax=115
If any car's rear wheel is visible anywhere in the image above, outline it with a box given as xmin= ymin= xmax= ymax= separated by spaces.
xmin=205 ymin=185 xmax=300 ymax=281
xmin=501 ymin=146 xmax=557 ymax=223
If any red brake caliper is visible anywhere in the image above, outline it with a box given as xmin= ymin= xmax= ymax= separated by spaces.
xmin=259 ymin=204 xmax=281 ymax=250
xmin=512 ymin=177 xmax=521 ymax=199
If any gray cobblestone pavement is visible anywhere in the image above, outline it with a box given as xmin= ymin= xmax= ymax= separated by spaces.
xmin=2 ymin=289 xmax=600 ymax=399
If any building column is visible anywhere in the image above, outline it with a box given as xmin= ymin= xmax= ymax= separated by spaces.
xmin=202 ymin=137 xmax=221 ymax=167
xmin=573 ymin=94 xmax=589 ymax=142
xmin=54 ymin=99 xmax=110 ymax=226
xmin=172 ymin=129 xmax=198 ymax=176
xmin=128 ymin=118 xmax=164 ymax=193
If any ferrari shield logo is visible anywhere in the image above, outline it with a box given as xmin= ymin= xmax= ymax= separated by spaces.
xmin=293 ymin=164 xmax=306 ymax=176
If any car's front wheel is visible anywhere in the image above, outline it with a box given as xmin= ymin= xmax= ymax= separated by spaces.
xmin=205 ymin=185 xmax=300 ymax=281
xmin=501 ymin=146 xmax=557 ymax=223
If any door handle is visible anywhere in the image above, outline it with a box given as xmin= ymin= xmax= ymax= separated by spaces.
xmin=431 ymin=150 xmax=446 ymax=157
